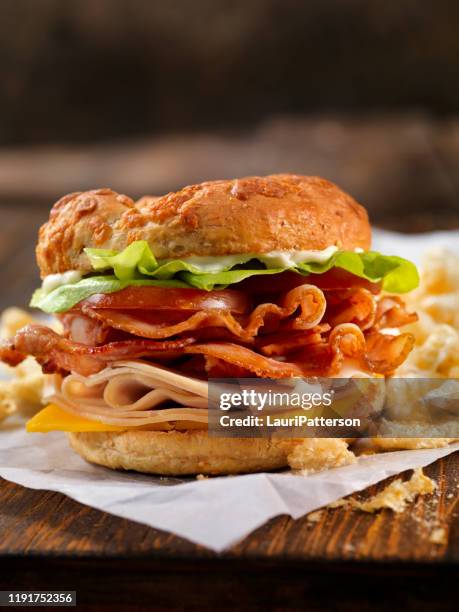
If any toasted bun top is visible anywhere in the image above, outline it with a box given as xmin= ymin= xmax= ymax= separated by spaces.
xmin=36 ymin=174 xmax=371 ymax=277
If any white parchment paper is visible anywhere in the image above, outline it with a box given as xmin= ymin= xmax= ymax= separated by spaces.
xmin=0 ymin=229 xmax=458 ymax=552
xmin=0 ymin=422 xmax=457 ymax=551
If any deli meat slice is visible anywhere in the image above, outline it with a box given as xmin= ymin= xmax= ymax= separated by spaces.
xmin=60 ymin=313 xmax=109 ymax=345
xmin=51 ymin=394 xmax=209 ymax=428
xmin=47 ymin=360 xmax=210 ymax=429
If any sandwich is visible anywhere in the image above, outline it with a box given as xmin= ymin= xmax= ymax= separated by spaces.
xmin=0 ymin=174 xmax=419 ymax=474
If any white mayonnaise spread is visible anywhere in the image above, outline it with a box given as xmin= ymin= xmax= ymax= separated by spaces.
xmin=160 ymin=246 xmax=339 ymax=273
xmin=41 ymin=246 xmax=342 ymax=291
xmin=257 ymin=246 xmax=339 ymax=268
xmin=42 ymin=270 xmax=82 ymax=294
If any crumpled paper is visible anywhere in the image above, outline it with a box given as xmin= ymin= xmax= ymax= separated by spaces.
xmin=0 ymin=421 xmax=457 ymax=551
xmin=0 ymin=229 xmax=458 ymax=552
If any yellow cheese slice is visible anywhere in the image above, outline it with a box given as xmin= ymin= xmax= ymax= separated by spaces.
xmin=26 ymin=404 xmax=125 ymax=433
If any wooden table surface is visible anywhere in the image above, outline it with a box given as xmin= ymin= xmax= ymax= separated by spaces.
xmin=1 ymin=455 xmax=459 ymax=609
xmin=1 ymin=118 xmax=459 ymax=609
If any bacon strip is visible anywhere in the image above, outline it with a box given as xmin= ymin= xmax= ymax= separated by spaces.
xmin=184 ymin=327 xmax=364 ymax=378
xmin=185 ymin=343 xmax=304 ymax=378
xmin=82 ymin=283 xmax=327 ymax=341
xmin=328 ymin=323 xmax=367 ymax=372
xmin=82 ymin=308 xmax=243 ymax=341
xmin=0 ymin=342 xmax=26 ymax=367
xmin=182 ymin=324 xmax=415 ymax=378
xmin=325 ymin=288 xmax=377 ymax=330
xmin=364 ymin=331 xmax=415 ymax=374
xmin=256 ymin=325 xmax=330 ymax=356
xmin=372 ymin=296 xmax=418 ymax=330
xmin=1 ymin=325 xmax=196 ymax=376
xmin=285 ymin=323 xmax=367 ymax=375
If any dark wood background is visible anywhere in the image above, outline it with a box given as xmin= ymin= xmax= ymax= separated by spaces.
xmin=3 ymin=0 xmax=459 ymax=145
xmin=2 ymin=1 xmax=459 ymax=608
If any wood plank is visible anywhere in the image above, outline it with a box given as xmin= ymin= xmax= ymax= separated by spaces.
xmin=0 ymin=115 xmax=458 ymax=233
xmin=0 ymin=454 xmax=457 ymax=562
xmin=0 ymin=206 xmax=45 ymax=310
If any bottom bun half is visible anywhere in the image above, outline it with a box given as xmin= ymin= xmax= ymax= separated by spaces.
xmin=67 ymin=430 xmax=355 ymax=476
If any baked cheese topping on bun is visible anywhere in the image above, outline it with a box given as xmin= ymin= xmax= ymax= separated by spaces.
xmin=36 ymin=175 xmax=371 ymax=276
xmin=0 ymin=174 xmax=420 ymax=475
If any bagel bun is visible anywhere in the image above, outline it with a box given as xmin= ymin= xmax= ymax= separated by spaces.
xmin=67 ymin=430 xmax=355 ymax=476
xmin=36 ymin=174 xmax=371 ymax=278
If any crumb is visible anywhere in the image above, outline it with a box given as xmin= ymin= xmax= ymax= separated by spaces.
xmin=196 ymin=473 xmax=208 ymax=480
xmin=287 ymin=439 xmax=356 ymax=473
xmin=370 ymin=437 xmax=455 ymax=451
xmin=328 ymin=498 xmax=348 ymax=509
xmin=429 ymin=527 xmax=448 ymax=545
xmin=328 ymin=468 xmax=436 ymax=514
xmin=306 ymin=510 xmax=324 ymax=523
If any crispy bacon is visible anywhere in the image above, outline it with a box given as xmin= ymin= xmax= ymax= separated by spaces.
xmin=325 ymin=288 xmax=377 ymax=330
xmin=200 ymin=357 xmax=255 ymax=378
xmin=185 ymin=342 xmax=303 ymax=378
xmin=364 ymin=331 xmax=415 ymax=374
xmin=372 ymin=296 xmax=418 ymax=330
xmin=2 ymin=325 xmax=196 ymax=376
xmin=81 ymin=283 xmax=327 ymax=342
xmin=281 ymin=323 xmax=368 ymax=375
xmin=0 ymin=272 xmax=418 ymax=378
xmin=256 ymin=325 xmax=329 ymax=356
xmin=82 ymin=308 xmax=244 ymax=341
xmin=180 ymin=324 xmax=415 ymax=378
xmin=0 ymin=341 xmax=28 ymax=367
xmin=330 ymin=323 xmax=366 ymax=359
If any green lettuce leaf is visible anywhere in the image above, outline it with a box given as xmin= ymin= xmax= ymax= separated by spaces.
xmin=30 ymin=275 xmax=189 ymax=313
xmin=32 ymin=241 xmax=419 ymax=313
xmin=297 ymin=251 xmax=419 ymax=293
xmin=85 ymin=244 xmax=269 ymax=279
xmin=86 ymin=240 xmax=418 ymax=293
